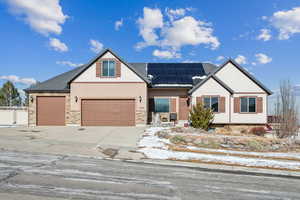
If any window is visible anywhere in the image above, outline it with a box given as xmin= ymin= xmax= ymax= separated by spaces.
xmin=154 ymin=98 xmax=169 ymax=112
xmin=240 ymin=97 xmax=256 ymax=113
xmin=102 ymin=60 xmax=115 ymax=77
xmin=203 ymin=96 xmax=219 ymax=112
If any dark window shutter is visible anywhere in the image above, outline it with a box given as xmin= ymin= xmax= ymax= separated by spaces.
xmin=170 ymin=98 xmax=177 ymax=113
xmin=116 ymin=60 xmax=121 ymax=77
xmin=257 ymin=97 xmax=263 ymax=113
xmin=96 ymin=61 xmax=101 ymax=77
xmin=149 ymin=98 xmax=155 ymax=112
xmin=219 ymin=97 xmax=225 ymax=113
xmin=234 ymin=97 xmax=240 ymax=113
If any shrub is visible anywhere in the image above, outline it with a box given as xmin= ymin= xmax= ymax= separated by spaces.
xmin=249 ymin=127 xmax=266 ymax=136
xmin=189 ymin=103 xmax=214 ymax=130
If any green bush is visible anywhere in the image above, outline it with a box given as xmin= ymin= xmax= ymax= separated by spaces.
xmin=189 ymin=103 xmax=214 ymax=130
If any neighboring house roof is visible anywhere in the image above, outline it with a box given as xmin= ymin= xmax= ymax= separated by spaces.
xmin=189 ymin=59 xmax=273 ymax=95
xmin=188 ymin=74 xmax=234 ymax=94
xmin=25 ymin=64 xmax=87 ymax=93
xmin=147 ymin=63 xmax=217 ymax=87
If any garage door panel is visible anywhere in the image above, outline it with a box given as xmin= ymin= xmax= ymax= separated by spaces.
xmin=37 ymin=96 xmax=65 ymax=126
xmin=81 ymin=99 xmax=135 ymax=126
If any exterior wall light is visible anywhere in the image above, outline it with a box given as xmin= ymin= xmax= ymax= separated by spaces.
xmin=75 ymin=96 xmax=78 ymax=103
xmin=30 ymin=96 xmax=34 ymax=103
xmin=139 ymin=96 xmax=142 ymax=103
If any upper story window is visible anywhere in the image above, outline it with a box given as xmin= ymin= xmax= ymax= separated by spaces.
xmin=203 ymin=96 xmax=219 ymax=112
xmin=102 ymin=60 xmax=115 ymax=77
xmin=154 ymin=98 xmax=169 ymax=113
xmin=240 ymin=97 xmax=256 ymax=113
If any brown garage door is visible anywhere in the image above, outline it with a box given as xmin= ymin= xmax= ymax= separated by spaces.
xmin=37 ymin=96 xmax=65 ymax=126
xmin=81 ymin=99 xmax=135 ymax=126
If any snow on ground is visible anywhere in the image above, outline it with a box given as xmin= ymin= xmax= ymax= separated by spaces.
xmin=137 ymin=127 xmax=300 ymax=170
xmin=138 ymin=127 xmax=170 ymax=149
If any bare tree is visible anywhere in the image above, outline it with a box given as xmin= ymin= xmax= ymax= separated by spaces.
xmin=274 ymin=80 xmax=299 ymax=138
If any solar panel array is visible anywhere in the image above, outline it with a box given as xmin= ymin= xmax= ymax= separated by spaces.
xmin=147 ymin=63 xmax=206 ymax=85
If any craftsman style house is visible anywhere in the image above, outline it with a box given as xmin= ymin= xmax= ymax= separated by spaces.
xmin=26 ymin=49 xmax=272 ymax=127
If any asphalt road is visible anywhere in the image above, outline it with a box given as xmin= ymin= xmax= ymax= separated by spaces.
xmin=0 ymin=150 xmax=299 ymax=200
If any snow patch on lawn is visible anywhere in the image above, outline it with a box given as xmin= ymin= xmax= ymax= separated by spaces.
xmin=138 ymin=127 xmax=170 ymax=149
xmin=137 ymin=127 xmax=300 ymax=170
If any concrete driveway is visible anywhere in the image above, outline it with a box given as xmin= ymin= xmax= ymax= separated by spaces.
xmin=0 ymin=126 xmax=146 ymax=159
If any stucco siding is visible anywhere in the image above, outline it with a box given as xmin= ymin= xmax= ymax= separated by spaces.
xmin=73 ymin=52 xmax=144 ymax=83
xmin=191 ymin=78 xmax=230 ymax=124
xmin=215 ymin=62 xmax=265 ymax=93
xmin=70 ymin=82 xmax=147 ymax=125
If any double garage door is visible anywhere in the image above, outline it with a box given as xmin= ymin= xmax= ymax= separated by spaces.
xmin=37 ymin=97 xmax=135 ymax=126
xmin=81 ymin=99 xmax=135 ymax=126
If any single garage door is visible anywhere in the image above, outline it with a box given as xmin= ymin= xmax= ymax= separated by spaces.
xmin=81 ymin=99 xmax=135 ymax=126
xmin=37 ymin=96 xmax=65 ymax=126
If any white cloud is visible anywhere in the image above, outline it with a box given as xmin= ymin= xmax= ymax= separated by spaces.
xmin=56 ymin=61 xmax=83 ymax=67
xmin=270 ymin=7 xmax=300 ymax=40
xmin=136 ymin=7 xmax=220 ymax=53
xmin=255 ymin=53 xmax=272 ymax=64
xmin=152 ymin=49 xmax=181 ymax=59
xmin=49 ymin=38 xmax=68 ymax=52
xmin=252 ymin=62 xmax=257 ymax=66
xmin=6 ymin=0 xmax=68 ymax=36
xmin=136 ymin=7 xmax=164 ymax=49
xmin=257 ymin=29 xmax=272 ymax=41
xmin=162 ymin=16 xmax=220 ymax=50
xmin=235 ymin=55 xmax=247 ymax=65
xmin=0 ymin=75 xmax=36 ymax=85
xmin=115 ymin=18 xmax=123 ymax=30
xmin=89 ymin=39 xmax=103 ymax=53
xmin=165 ymin=8 xmax=186 ymax=21
xmin=216 ymin=56 xmax=225 ymax=61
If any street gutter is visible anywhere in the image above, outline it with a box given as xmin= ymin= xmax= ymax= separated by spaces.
xmin=124 ymin=158 xmax=300 ymax=180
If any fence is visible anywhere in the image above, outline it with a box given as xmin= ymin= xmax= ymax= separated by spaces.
xmin=0 ymin=107 xmax=28 ymax=126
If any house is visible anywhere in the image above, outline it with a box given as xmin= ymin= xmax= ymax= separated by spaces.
xmin=25 ymin=49 xmax=273 ymax=127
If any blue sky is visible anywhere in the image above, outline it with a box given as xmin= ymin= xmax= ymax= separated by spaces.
xmin=1 ymin=0 xmax=300 ymax=97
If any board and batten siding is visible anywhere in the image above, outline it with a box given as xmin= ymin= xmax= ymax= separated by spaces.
xmin=73 ymin=52 xmax=144 ymax=83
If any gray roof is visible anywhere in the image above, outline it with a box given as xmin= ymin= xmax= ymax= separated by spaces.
xmin=25 ymin=49 xmax=272 ymax=95
xmin=129 ymin=63 xmax=148 ymax=80
xmin=25 ymin=65 xmax=87 ymax=93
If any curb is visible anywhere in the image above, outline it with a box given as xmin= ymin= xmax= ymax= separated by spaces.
xmin=124 ymin=159 xmax=300 ymax=180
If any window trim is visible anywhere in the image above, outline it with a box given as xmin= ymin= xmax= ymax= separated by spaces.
xmin=240 ymin=96 xmax=257 ymax=113
xmin=101 ymin=59 xmax=116 ymax=78
xmin=202 ymin=95 xmax=220 ymax=113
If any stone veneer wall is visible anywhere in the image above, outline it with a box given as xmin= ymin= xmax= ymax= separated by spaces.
xmin=28 ymin=93 xmax=71 ymax=126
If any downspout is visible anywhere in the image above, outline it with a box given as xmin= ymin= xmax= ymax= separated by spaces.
xmin=229 ymin=94 xmax=232 ymax=124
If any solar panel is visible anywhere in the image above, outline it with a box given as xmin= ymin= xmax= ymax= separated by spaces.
xmin=147 ymin=63 xmax=207 ymax=85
